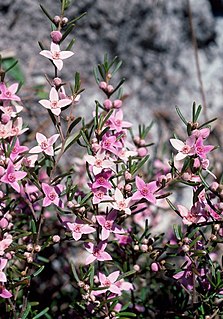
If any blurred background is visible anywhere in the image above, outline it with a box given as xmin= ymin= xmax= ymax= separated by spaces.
xmin=0 ymin=0 xmax=223 ymax=131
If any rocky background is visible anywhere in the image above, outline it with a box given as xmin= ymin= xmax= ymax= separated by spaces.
xmin=1 ymin=0 xmax=223 ymax=134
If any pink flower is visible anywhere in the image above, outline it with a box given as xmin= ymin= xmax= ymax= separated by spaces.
xmin=96 ymin=211 xmax=124 ymax=240
xmin=177 ymin=204 xmax=206 ymax=225
xmin=91 ymin=187 xmax=113 ymax=204
xmin=1 ymin=161 xmax=27 ymax=193
xmin=131 ymin=176 xmax=157 ymax=204
xmin=39 ymin=87 xmax=71 ymax=116
xmin=94 ymin=271 xmax=121 ymax=295
xmin=84 ymin=241 xmax=112 ymax=265
xmin=85 ymin=151 xmax=115 ymax=175
xmin=107 ymin=110 xmax=132 ymax=132
xmin=10 ymin=138 xmax=29 ymax=161
xmin=0 ymin=82 xmax=20 ymax=101
xmin=0 ymin=121 xmax=12 ymax=139
xmin=67 ymin=220 xmax=95 ymax=241
xmin=92 ymin=171 xmax=112 ymax=190
xmin=40 ymin=42 xmax=74 ymax=71
xmin=193 ymin=137 xmax=214 ymax=159
xmin=29 ymin=132 xmax=59 ymax=156
xmin=112 ymin=188 xmax=132 ymax=215
xmin=10 ymin=117 xmax=29 ymax=137
xmin=42 ymin=183 xmax=64 ymax=208
xmin=170 ymin=136 xmax=195 ymax=160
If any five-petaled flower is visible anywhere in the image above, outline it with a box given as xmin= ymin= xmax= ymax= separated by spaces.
xmin=39 ymin=87 xmax=71 ymax=116
xmin=29 ymin=132 xmax=59 ymax=156
xmin=40 ymin=42 xmax=74 ymax=71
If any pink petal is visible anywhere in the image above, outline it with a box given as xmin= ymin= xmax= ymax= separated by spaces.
xmin=36 ymin=132 xmax=46 ymax=144
xmin=14 ymin=171 xmax=27 ymax=180
xmin=8 ymin=83 xmax=18 ymax=94
xmin=110 ymin=284 xmax=121 ymax=295
xmin=49 ymin=88 xmax=58 ymax=102
xmin=48 ymin=134 xmax=59 ymax=145
xmin=72 ymin=232 xmax=82 ymax=241
xmin=10 ymin=181 xmax=20 ymax=193
xmin=39 ymin=99 xmax=51 ymax=109
xmin=39 ymin=50 xmax=53 ymax=60
xmin=85 ymin=254 xmax=96 ymax=265
xmin=53 ymin=59 xmax=63 ymax=71
xmin=108 ymin=271 xmax=120 ymax=283
xmin=58 ymin=98 xmax=72 ymax=108
xmin=50 ymin=42 xmax=60 ymax=53
xmin=114 ymin=188 xmax=123 ymax=202
xmin=96 ymin=215 xmax=106 ymax=226
xmin=170 ymin=139 xmax=185 ymax=151
xmin=82 ymin=225 xmax=96 ymax=234
xmin=101 ymin=228 xmax=110 ymax=241
xmin=175 ymin=152 xmax=187 ymax=161
xmin=135 ymin=176 xmax=145 ymax=190
xmin=131 ymin=190 xmax=143 ymax=201
xmin=99 ymin=272 xmax=106 ymax=284
xmin=42 ymin=197 xmax=51 ymax=207
xmin=29 ymin=145 xmax=42 ymax=154
xmin=0 ymin=287 xmax=12 ymax=298
xmin=60 ymin=51 xmax=74 ymax=59
xmin=51 ymin=107 xmax=61 ymax=116
xmin=0 ymin=259 xmax=7 ymax=271
xmin=84 ymin=242 xmax=94 ymax=253
xmin=98 ymin=251 xmax=112 ymax=261
xmin=0 ymin=272 xmax=7 ymax=282
xmin=44 ymin=146 xmax=54 ymax=156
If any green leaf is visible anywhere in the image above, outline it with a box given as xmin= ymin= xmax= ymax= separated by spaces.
xmin=67 ymin=12 xmax=87 ymax=26
xmin=32 ymin=307 xmax=50 ymax=319
xmin=2 ymin=58 xmax=25 ymax=83
xmin=40 ymin=4 xmax=54 ymax=23
xmin=32 ymin=266 xmax=45 ymax=277
xmin=175 ymin=106 xmax=187 ymax=126
xmin=117 ymin=312 xmax=136 ymax=318
xmin=21 ymin=303 xmax=32 ymax=319
xmin=173 ymin=224 xmax=182 ymax=240
xmin=67 ymin=117 xmax=82 ymax=135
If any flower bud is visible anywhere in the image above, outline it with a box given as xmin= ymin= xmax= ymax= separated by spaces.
xmin=134 ymin=244 xmax=139 ymax=251
xmin=50 ymin=31 xmax=62 ymax=44
xmin=133 ymin=264 xmax=140 ymax=272
xmin=141 ymin=244 xmax=148 ymax=252
xmin=124 ymin=184 xmax=132 ymax=192
xmin=210 ymin=182 xmax=219 ymax=192
xmin=53 ymin=77 xmax=62 ymax=87
xmin=151 ymin=262 xmax=159 ymax=272
xmin=137 ymin=147 xmax=148 ymax=157
xmin=1 ymin=114 xmax=10 ymax=124
xmin=27 ymin=244 xmax=33 ymax=252
xmin=103 ymin=99 xmax=112 ymax=110
xmin=99 ymin=81 xmax=107 ymax=90
xmin=34 ymin=245 xmax=41 ymax=252
xmin=62 ymin=17 xmax=69 ymax=26
xmin=53 ymin=15 xmax=61 ymax=25
xmin=107 ymin=84 xmax=114 ymax=93
xmin=52 ymin=235 xmax=60 ymax=243
xmin=113 ymin=99 xmax=122 ymax=109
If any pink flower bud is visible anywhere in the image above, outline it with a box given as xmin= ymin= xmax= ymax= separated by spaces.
xmin=133 ymin=264 xmax=140 ymax=272
xmin=103 ymin=99 xmax=112 ymax=110
xmin=137 ymin=147 xmax=148 ymax=157
xmin=113 ymin=99 xmax=122 ymax=109
xmin=53 ymin=77 xmax=62 ymax=87
xmin=99 ymin=81 xmax=107 ymax=90
xmin=62 ymin=17 xmax=68 ymax=25
xmin=0 ymin=218 xmax=8 ymax=229
xmin=1 ymin=114 xmax=10 ymax=124
xmin=141 ymin=244 xmax=148 ymax=252
xmin=52 ymin=235 xmax=60 ymax=243
xmin=151 ymin=262 xmax=159 ymax=272
xmin=125 ymin=184 xmax=132 ymax=192
xmin=107 ymin=84 xmax=114 ymax=93
xmin=210 ymin=182 xmax=219 ymax=192
xmin=133 ymin=135 xmax=141 ymax=145
xmin=53 ymin=16 xmax=61 ymax=25
xmin=51 ymin=31 xmax=63 ymax=44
